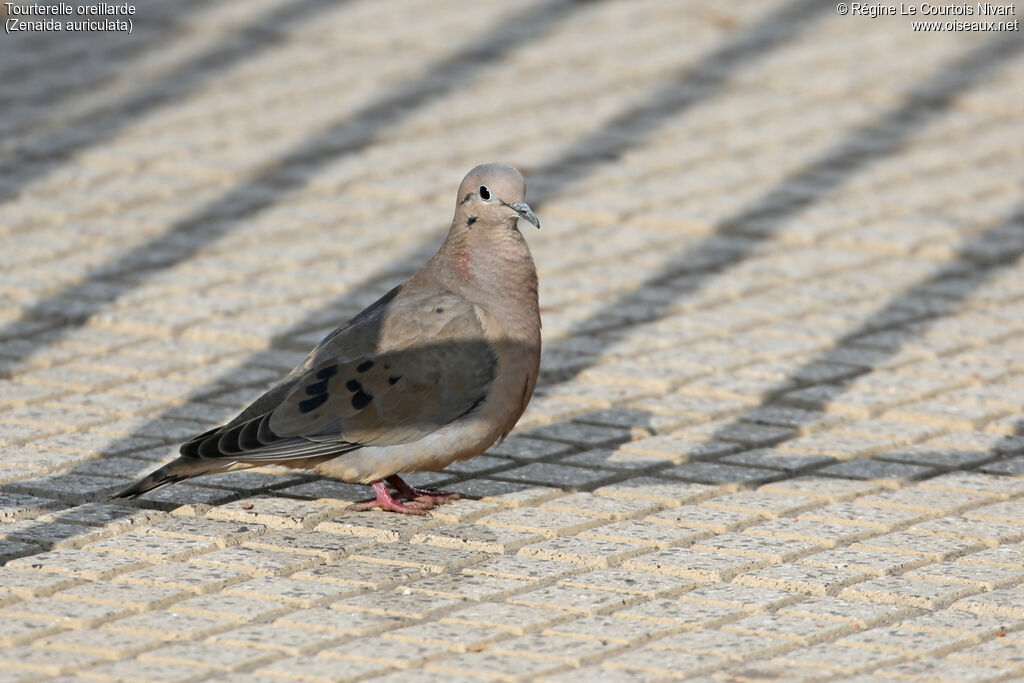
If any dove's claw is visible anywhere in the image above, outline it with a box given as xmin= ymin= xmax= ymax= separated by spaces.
xmin=350 ymin=480 xmax=432 ymax=515
xmin=386 ymin=475 xmax=461 ymax=505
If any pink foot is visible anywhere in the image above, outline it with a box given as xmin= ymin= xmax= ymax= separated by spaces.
xmin=386 ymin=475 xmax=461 ymax=505
xmin=349 ymin=481 xmax=433 ymax=515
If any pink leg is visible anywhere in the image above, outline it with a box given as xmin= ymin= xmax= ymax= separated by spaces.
xmin=386 ymin=475 xmax=461 ymax=505
xmin=349 ymin=481 xmax=432 ymax=515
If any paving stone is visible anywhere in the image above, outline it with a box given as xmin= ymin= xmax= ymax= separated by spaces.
xmin=778 ymin=596 xmax=921 ymax=627
xmin=850 ymin=532 xmax=984 ymax=561
xmin=0 ymin=615 xmax=64 ymax=647
xmin=858 ymin=487 xmax=995 ymax=514
xmin=951 ymin=587 xmax=1024 ymax=619
xmin=424 ymin=651 xmax=566 ymax=681
xmin=488 ymin=462 xmax=615 ymax=488
xmin=772 ymin=642 xmax=905 ymax=674
xmin=956 ymin=545 xmax=1024 ymax=569
xmin=403 ymin=573 xmax=533 ymax=602
xmin=0 ymin=645 xmax=103 ymax=675
xmin=145 ymin=516 xmax=268 ymax=546
xmin=242 ymin=529 xmax=367 ymax=560
xmin=797 ymin=548 xmax=931 ymax=577
xmin=208 ymin=623 xmax=347 ymax=655
xmin=84 ymin=531 xmax=219 ymax=561
xmin=441 ymin=602 xmax=570 ymax=635
xmin=817 ymin=458 xmax=937 ymax=482
xmin=600 ymin=647 xmax=727 ymax=677
xmin=691 ymin=532 xmax=821 ymax=562
xmin=36 ymin=628 xmax=161 ymax=658
xmin=113 ymin=561 xmax=247 ymax=594
xmin=745 ymin=518 xmax=874 ymax=548
xmin=873 ymin=656 xmax=1022 ymax=681
xmin=101 ymin=609 xmax=236 ymax=641
xmin=382 ymin=621 xmax=510 ymax=654
xmin=838 ymin=625 xmax=971 ymax=655
xmin=840 ymin=576 xmax=979 ymax=609
xmin=558 ymin=568 xmax=695 ymax=598
xmin=223 ymin=576 xmax=361 ymax=607
xmin=722 ymin=611 xmax=858 ymax=644
xmin=904 ymin=561 xmax=1024 ymax=590
xmin=800 ymin=501 xmax=930 ymax=531
xmin=949 ymin=638 xmax=1024 ymax=665
xmin=701 ymin=490 xmax=820 ymax=519
xmin=411 ymin=522 xmax=545 ymax=553
xmin=273 ymin=607 xmax=407 ymax=636
xmin=316 ymin=509 xmax=441 ymax=542
xmin=54 ymin=580 xmax=187 ymax=610
xmin=539 ymin=492 xmax=663 ymax=520
xmin=964 ymin=501 xmax=1024 ymax=525
xmin=206 ymin=496 xmax=344 ymax=529
xmin=0 ymin=492 xmax=61 ymax=522
xmin=519 ymin=536 xmax=650 ymax=568
xmin=645 ymin=505 xmax=760 ymax=532
xmin=921 ymin=472 xmax=1024 ymax=498
xmin=172 ymin=592 xmax=292 ymax=623
xmin=660 ymin=462 xmax=781 ymax=488
xmin=460 ymin=555 xmax=581 ymax=583
xmin=759 ymin=477 xmax=883 ymax=502
xmin=543 ymin=614 xmax=680 ymax=644
xmin=649 ymin=628 xmax=792 ymax=660
xmin=139 ymin=641 xmax=276 ymax=671
xmin=734 ymin=563 xmax=870 ymax=595
xmin=593 ymin=477 xmax=718 ymax=506
xmin=254 ymin=655 xmax=390 ymax=682
xmin=487 ymin=631 xmax=625 ymax=666
xmin=577 ymin=518 xmax=708 ymax=549
xmin=331 ymin=589 xmax=463 ymax=620
xmin=351 ymin=542 xmax=482 ymax=573
xmin=446 ymin=481 xmax=563 ymax=508
xmin=898 ymin=609 xmax=1014 ymax=639
xmin=477 ymin=507 xmax=604 ymax=537
xmin=189 ymin=545 xmax=318 ymax=576
xmin=7 ymin=549 xmax=147 ymax=579
xmin=720 ymin=449 xmax=837 ymax=473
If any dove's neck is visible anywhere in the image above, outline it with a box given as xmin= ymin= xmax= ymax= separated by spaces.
xmin=427 ymin=221 xmax=539 ymax=335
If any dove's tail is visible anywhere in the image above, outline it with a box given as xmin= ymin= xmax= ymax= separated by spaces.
xmin=110 ymin=456 xmax=234 ymax=499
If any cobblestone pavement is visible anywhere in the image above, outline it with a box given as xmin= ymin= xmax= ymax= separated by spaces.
xmin=2 ymin=0 xmax=1024 ymax=680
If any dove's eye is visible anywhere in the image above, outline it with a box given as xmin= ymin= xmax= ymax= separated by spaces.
xmin=478 ymin=185 xmax=491 ymax=200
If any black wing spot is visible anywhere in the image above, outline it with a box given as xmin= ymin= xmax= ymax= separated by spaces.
xmin=316 ymin=366 xmax=338 ymax=380
xmin=458 ymin=394 xmax=487 ymax=418
xmin=298 ymin=393 xmax=329 ymax=414
xmin=345 ymin=379 xmax=361 ymax=392
xmin=305 ymin=380 xmax=329 ymax=396
xmin=388 ymin=375 xmax=401 ymax=385
xmin=435 ymin=307 xmax=444 ymax=313
xmin=351 ymin=390 xmax=373 ymax=410
xmin=356 ymin=360 xmax=374 ymax=373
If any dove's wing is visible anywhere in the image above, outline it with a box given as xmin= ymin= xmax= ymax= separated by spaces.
xmin=180 ymin=287 xmax=498 ymax=462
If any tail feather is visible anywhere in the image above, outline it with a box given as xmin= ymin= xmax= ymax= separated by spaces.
xmin=110 ymin=456 xmax=234 ymax=499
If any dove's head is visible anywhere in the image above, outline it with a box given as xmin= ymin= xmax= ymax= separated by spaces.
xmin=454 ymin=163 xmax=540 ymax=231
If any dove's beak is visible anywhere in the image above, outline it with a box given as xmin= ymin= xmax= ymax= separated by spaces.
xmin=510 ymin=202 xmax=541 ymax=229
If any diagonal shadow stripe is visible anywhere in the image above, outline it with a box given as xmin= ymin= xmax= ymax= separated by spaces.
xmin=700 ymin=196 xmax=1024 ymax=470
xmin=540 ymin=31 xmax=1024 ymax=385
xmin=0 ymin=0 xmax=350 ymax=201
xmin=0 ymin=0 xmax=587 ymax=373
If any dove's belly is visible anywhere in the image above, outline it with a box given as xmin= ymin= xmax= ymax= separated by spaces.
xmin=311 ymin=413 xmax=502 ymax=484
